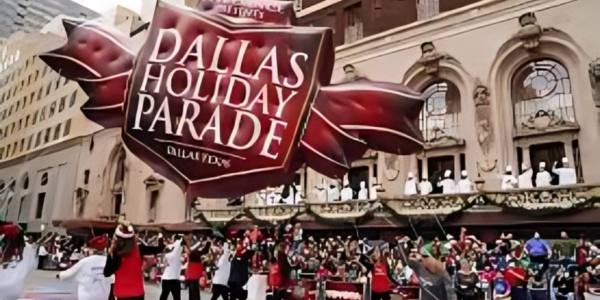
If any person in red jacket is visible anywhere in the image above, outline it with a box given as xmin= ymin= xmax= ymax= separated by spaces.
xmin=372 ymin=251 xmax=392 ymax=300
xmin=103 ymin=222 xmax=145 ymax=300
xmin=503 ymin=262 xmax=528 ymax=300
xmin=269 ymin=247 xmax=291 ymax=300
xmin=185 ymin=235 xmax=211 ymax=300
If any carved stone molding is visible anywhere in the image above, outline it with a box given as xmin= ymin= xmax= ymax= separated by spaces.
xmin=418 ymin=42 xmax=443 ymax=75
xmin=589 ymin=58 xmax=600 ymax=108
xmin=199 ymin=208 xmax=243 ymax=223
xmin=308 ymin=200 xmax=376 ymax=219
xmin=516 ymin=13 xmax=542 ymax=50
xmin=474 ymin=85 xmax=490 ymax=107
xmin=247 ymin=205 xmax=305 ymax=222
xmin=477 ymin=159 xmax=498 ymax=173
xmin=383 ymin=194 xmax=478 ymax=216
xmin=484 ymin=185 xmax=600 ymax=211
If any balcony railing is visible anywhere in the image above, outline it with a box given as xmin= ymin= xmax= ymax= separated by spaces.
xmin=307 ymin=200 xmax=378 ymax=219
xmin=196 ymin=185 xmax=600 ymax=222
xmin=199 ymin=207 xmax=243 ymax=223
xmin=247 ymin=204 xmax=305 ymax=222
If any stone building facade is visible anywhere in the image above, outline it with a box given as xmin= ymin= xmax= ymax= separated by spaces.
xmin=4 ymin=0 xmax=600 ymax=232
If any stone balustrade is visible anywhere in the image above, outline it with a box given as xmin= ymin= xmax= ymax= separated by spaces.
xmin=195 ymin=185 xmax=600 ymax=223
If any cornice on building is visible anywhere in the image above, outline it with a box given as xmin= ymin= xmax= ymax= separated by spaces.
xmin=327 ymin=0 xmax=577 ymax=66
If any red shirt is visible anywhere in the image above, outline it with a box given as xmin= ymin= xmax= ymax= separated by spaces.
xmin=504 ymin=267 xmax=527 ymax=287
xmin=372 ymin=263 xmax=391 ymax=293
xmin=185 ymin=261 xmax=204 ymax=281
xmin=114 ymin=243 xmax=144 ymax=298
xmin=269 ymin=263 xmax=283 ymax=288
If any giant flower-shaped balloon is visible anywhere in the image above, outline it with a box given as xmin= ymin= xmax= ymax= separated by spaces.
xmin=40 ymin=1 xmax=424 ymax=198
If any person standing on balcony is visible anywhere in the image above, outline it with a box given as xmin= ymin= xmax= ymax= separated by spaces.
xmin=404 ymin=172 xmax=418 ymax=196
xmin=438 ymin=170 xmax=456 ymax=194
xmin=420 ymin=176 xmax=433 ymax=195
xmin=553 ymin=157 xmax=577 ymax=185
xmin=518 ymin=163 xmax=534 ymax=189
xmin=501 ymin=166 xmax=518 ymax=190
xmin=534 ymin=162 xmax=552 ymax=187
xmin=457 ymin=171 xmax=475 ymax=194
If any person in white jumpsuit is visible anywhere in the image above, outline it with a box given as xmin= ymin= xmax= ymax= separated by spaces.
xmin=419 ymin=177 xmax=433 ymax=195
xmin=457 ymin=170 xmax=475 ymax=193
xmin=518 ymin=162 xmax=534 ymax=189
xmin=438 ymin=170 xmax=456 ymax=194
xmin=552 ymin=157 xmax=577 ymax=185
xmin=501 ymin=166 xmax=518 ymax=190
xmin=57 ymin=251 xmax=112 ymax=300
xmin=535 ymin=162 xmax=552 ymax=187
xmin=404 ymin=172 xmax=418 ymax=196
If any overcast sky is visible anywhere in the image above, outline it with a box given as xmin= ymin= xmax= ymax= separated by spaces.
xmin=70 ymin=0 xmax=143 ymax=14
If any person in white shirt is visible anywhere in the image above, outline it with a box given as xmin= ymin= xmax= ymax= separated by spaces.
xmin=160 ymin=236 xmax=183 ymax=300
xmin=501 ymin=166 xmax=518 ymax=190
xmin=553 ymin=157 xmax=577 ymax=186
xmin=212 ymin=242 xmax=232 ymax=300
xmin=438 ymin=170 xmax=456 ymax=194
xmin=340 ymin=176 xmax=353 ymax=201
xmin=404 ymin=172 xmax=418 ymax=196
xmin=57 ymin=236 xmax=111 ymax=300
xmin=358 ymin=181 xmax=368 ymax=200
xmin=457 ymin=170 xmax=475 ymax=193
xmin=535 ymin=162 xmax=552 ymax=188
xmin=327 ymin=180 xmax=341 ymax=201
xmin=518 ymin=162 xmax=534 ymax=189
xmin=419 ymin=177 xmax=433 ymax=195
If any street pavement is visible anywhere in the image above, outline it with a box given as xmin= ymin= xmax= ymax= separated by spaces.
xmin=21 ymin=270 xmax=212 ymax=300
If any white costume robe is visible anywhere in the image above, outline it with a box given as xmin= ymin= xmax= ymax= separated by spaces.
xmin=341 ymin=187 xmax=353 ymax=201
xmin=358 ymin=188 xmax=368 ymax=200
xmin=404 ymin=179 xmax=418 ymax=196
xmin=58 ymin=255 xmax=111 ymax=300
xmin=439 ymin=179 xmax=456 ymax=194
xmin=535 ymin=171 xmax=552 ymax=187
xmin=553 ymin=168 xmax=577 ymax=185
xmin=419 ymin=181 xmax=433 ymax=195
xmin=457 ymin=179 xmax=474 ymax=193
xmin=0 ymin=244 xmax=38 ymax=300
xmin=518 ymin=169 xmax=534 ymax=189
xmin=502 ymin=175 xmax=518 ymax=190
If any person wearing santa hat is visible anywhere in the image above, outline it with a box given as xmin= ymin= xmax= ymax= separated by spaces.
xmin=501 ymin=166 xmax=518 ymax=190
xmin=553 ymin=157 xmax=577 ymax=185
xmin=103 ymin=222 xmax=145 ymax=300
xmin=437 ymin=170 xmax=456 ymax=194
xmin=57 ymin=235 xmax=112 ymax=300
xmin=404 ymin=172 xmax=418 ymax=196
xmin=534 ymin=162 xmax=552 ymax=187
xmin=456 ymin=170 xmax=475 ymax=194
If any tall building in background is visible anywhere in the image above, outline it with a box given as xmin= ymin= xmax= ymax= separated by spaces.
xmin=0 ymin=0 xmax=97 ymax=38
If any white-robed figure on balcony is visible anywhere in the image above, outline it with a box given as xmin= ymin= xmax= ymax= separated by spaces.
xmin=341 ymin=176 xmax=354 ymax=201
xmin=457 ymin=170 xmax=475 ymax=193
xmin=358 ymin=181 xmax=368 ymax=200
xmin=419 ymin=176 xmax=433 ymax=195
xmin=404 ymin=172 xmax=418 ymax=196
xmin=328 ymin=180 xmax=341 ymax=201
xmin=502 ymin=166 xmax=518 ymax=190
xmin=553 ymin=157 xmax=577 ymax=186
xmin=519 ymin=162 xmax=534 ymax=189
xmin=535 ymin=162 xmax=552 ymax=188
xmin=438 ymin=170 xmax=456 ymax=194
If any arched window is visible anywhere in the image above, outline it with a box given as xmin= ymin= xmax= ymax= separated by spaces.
xmin=420 ymin=81 xmax=461 ymax=143
xmin=22 ymin=175 xmax=29 ymax=190
xmin=512 ymin=59 xmax=576 ymax=134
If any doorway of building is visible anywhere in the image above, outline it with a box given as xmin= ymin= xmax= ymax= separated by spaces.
xmin=428 ymin=156 xmax=454 ymax=194
xmin=529 ymin=142 xmax=565 ymax=186
xmin=348 ymin=167 xmax=369 ymax=199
